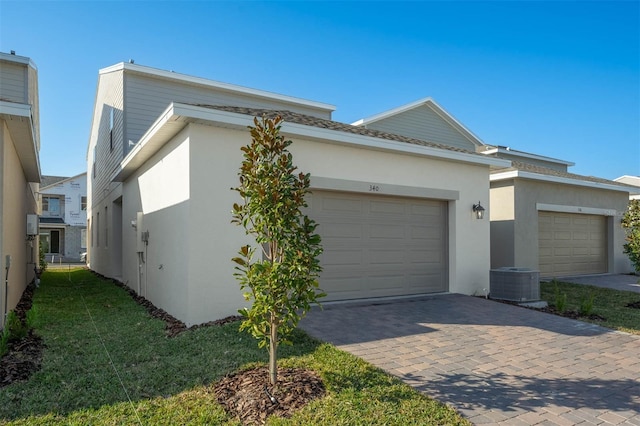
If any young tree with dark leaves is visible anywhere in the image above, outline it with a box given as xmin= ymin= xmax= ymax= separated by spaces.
xmin=232 ymin=115 xmax=324 ymax=386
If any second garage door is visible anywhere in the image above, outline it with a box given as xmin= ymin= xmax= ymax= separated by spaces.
xmin=538 ymin=211 xmax=607 ymax=277
xmin=309 ymin=191 xmax=448 ymax=301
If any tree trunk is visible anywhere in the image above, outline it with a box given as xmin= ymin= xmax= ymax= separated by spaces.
xmin=269 ymin=317 xmax=278 ymax=386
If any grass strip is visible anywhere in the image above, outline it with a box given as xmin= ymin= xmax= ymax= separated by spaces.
xmin=1 ymin=269 xmax=469 ymax=425
xmin=540 ymin=280 xmax=640 ymax=335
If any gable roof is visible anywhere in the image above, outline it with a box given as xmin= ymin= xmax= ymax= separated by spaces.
xmin=351 ymin=97 xmax=486 ymax=147
xmin=491 ymin=161 xmax=640 ymax=194
xmin=40 ymin=172 xmax=87 ymax=190
xmin=113 ymin=103 xmax=510 ymax=182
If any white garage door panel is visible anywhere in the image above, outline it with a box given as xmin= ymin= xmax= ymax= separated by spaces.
xmin=538 ymin=211 xmax=607 ymax=277
xmin=310 ymin=191 xmax=448 ymax=301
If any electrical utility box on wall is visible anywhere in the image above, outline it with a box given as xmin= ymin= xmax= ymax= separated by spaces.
xmin=136 ymin=212 xmax=145 ymax=253
xmin=26 ymin=214 xmax=39 ymax=236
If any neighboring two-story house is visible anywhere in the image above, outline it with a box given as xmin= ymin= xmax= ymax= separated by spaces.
xmin=87 ymin=62 xmax=507 ymax=326
xmin=0 ymin=51 xmax=41 ymax=328
xmin=39 ymin=173 xmax=87 ymax=262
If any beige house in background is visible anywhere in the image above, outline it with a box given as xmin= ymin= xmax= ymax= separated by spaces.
xmin=0 ymin=51 xmax=41 ymax=328
xmin=87 ymin=63 xmax=507 ymax=326
xmin=353 ymin=98 xmax=636 ymax=278
xmin=615 ymin=175 xmax=640 ymax=200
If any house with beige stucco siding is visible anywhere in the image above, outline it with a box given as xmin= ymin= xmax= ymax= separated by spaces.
xmin=354 ymin=99 xmax=637 ymax=278
xmin=87 ymin=63 xmax=508 ymax=326
xmin=0 ymin=51 xmax=41 ymax=328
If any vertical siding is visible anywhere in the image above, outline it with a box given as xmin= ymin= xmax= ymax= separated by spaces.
xmin=365 ymin=105 xmax=477 ymax=151
xmin=123 ymin=73 xmax=331 ymax=151
xmin=0 ymin=61 xmax=26 ymax=103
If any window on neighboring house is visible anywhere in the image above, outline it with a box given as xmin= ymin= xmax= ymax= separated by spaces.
xmin=81 ymin=196 xmax=87 ymax=211
xmin=42 ymin=196 xmax=60 ymax=217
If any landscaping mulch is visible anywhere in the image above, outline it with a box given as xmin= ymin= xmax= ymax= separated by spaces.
xmin=214 ymin=366 xmax=326 ymax=425
xmin=626 ymin=300 xmax=640 ymax=309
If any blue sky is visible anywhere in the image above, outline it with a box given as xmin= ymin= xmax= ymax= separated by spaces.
xmin=1 ymin=1 xmax=638 ymax=180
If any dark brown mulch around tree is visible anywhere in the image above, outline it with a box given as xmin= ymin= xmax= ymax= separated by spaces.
xmin=626 ymin=300 xmax=640 ymax=309
xmin=0 ymin=330 xmax=44 ymax=388
xmin=214 ymin=367 xmax=326 ymax=425
xmin=480 ymin=296 xmax=607 ymax=321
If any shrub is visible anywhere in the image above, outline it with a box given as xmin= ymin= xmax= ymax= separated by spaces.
xmin=579 ymin=292 xmax=596 ymax=316
xmin=553 ymin=280 xmax=567 ymax=313
xmin=622 ymin=199 xmax=640 ymax=273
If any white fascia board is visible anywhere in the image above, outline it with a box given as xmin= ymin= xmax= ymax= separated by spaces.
xmin=482 ymin=147 xmax=574 ymax=166
xmin=99 ymin=62 xmax=335 ymax=113
xmin=0 ymin=100 xmax=41 ymax=182
xmin=491 ymin=170 xmax=640 ymax=194
xmin=280 ymin=121 xmax=509 ymax=168
xmin=0 ymin=52 xmax=37 ymax=70
xmin=352 ymin=97 xmax=485 ymax=146
xmin=114 ymin=103 xmax=510 ymax=182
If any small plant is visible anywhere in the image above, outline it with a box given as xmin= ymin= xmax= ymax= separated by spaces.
xmin=0 ymin=327 xmax=9 ymax=357
xmin=38 ymin=242 xmax=48 ymax=272
xmin=5 ymin=310 xmax=29 ymax=342
xmin=26 ymin=305 xmax=39 ymax=329
xmin=553 ymin=280 xmax=567 ymax=313
xmin=579 ymin=291 xmax=596 ymax=317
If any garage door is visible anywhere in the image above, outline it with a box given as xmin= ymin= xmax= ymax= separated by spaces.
xmin=538 ymin=211 xmax=607 ymax=277
xmin=309 ymin=191 xmax=448 ymax=301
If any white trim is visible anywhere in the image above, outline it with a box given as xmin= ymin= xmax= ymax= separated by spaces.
xmin=491 ymin=170 xmax=639 ymax=194
xmin=536 ymin=203 xmax=617 ymax=217
xmin=99 ymin=62 xmax=335 ymax=112
xmin=480 ymin=146 xmax=574 ymax=166
xmin=310 ymin=177 xmax=460 ymax=200
xmin=351 ymin=97 xmax=485 ymax=146
xmin=0 ymin=100 xmax=31 ymax=117
xmin=114 ymin=103 xmax=510 ymax=182
xmin=0 ymin=52 xmax=37 ymax=70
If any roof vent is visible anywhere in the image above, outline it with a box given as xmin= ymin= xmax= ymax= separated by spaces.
xmin=10 ymin=50 xmax=15 ymax=55
xmin=129 ymin=59 xmax=135 ymax=64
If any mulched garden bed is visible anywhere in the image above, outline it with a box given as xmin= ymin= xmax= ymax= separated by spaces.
xmin=214 ymin=366 xmax=325 ymax=425
xmin=480 ymin=296 xmax=608 ymax=322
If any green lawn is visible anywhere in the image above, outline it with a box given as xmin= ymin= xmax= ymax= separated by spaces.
xmin=540 ymin=280 xmax=640 ymax=335
xmin=0 ymin=269 xmax=469 ymax=425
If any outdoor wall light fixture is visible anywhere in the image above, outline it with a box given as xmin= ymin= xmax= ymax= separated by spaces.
xmin=472 ymin=201 xmax=485 ymax=219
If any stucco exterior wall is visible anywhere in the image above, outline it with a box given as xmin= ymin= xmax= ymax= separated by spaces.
xmin=0 ymin=122 xmax=38 ymax=327
xmin=491 ymin=178 xmax=631 ymax=273
xmin=490 ymin=180 xmax=515 ymax=268
xmin=122 ymin=128 xmax=191 ymax=322
xmin=183 ymin=123 xmax=492 ymax=325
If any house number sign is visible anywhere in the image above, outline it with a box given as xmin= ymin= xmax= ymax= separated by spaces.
xmin=369 ymin=185 xmax=380 ymax=192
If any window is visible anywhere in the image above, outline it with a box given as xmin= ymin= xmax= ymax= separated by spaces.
xmin=81 ymin=196 xmax=87 ymax=211
xmin=93 ymin=146 xmax=97 ymax=178
xmin=96 ymin=212 xmax=100 ymax=247
xmin=42 ymin=196 xmax=60 ymax=216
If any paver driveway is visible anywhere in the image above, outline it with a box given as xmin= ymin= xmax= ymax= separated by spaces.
xmin=300 ymin=294 xmax=640 ymax=425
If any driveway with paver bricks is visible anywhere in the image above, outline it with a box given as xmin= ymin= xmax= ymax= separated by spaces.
xmin=300 ymin=294 xmax=640 ymax=425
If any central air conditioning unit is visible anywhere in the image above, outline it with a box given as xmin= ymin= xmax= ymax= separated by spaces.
xmin=490 ymin=267 xmax=540 ymax=302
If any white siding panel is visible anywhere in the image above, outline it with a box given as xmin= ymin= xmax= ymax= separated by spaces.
xmin=365 ymin=104 xmax=476 ymax=151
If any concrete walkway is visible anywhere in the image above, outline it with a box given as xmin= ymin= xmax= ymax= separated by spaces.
xmin=300 ymin=294 xmax=640 ymax=425
xmin=559 ymin=274 xmax=640 ymax=294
